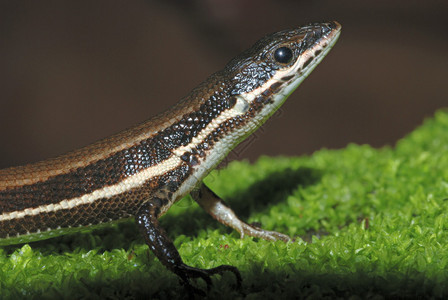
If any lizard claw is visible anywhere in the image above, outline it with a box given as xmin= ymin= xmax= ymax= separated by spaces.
xmin=174 ymin=263 xmax=242 ymax=296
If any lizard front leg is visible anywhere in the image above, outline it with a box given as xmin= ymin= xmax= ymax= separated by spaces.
xmin=191 ymin=182 xmax=291 ymax=242
xmin=136 ymin=189 xmax=241 ymax=295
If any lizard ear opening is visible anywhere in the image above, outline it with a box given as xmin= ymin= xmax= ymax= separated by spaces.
xmin=232 ymin=96 xmax=250 ymax=114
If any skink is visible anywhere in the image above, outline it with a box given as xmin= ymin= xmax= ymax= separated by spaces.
xmin=0 ymin=21 xmax=341 ymax=293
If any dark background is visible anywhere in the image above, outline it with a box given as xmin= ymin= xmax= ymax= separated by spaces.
xmin=0 ymin=0 xmax=447 ymax=169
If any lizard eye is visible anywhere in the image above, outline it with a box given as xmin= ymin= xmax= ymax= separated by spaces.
xmin=274 ymin=47 xmax=293 ymax=64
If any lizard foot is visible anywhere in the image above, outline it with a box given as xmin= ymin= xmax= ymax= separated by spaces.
xmin=245 ymin=222 xmax=292 ymax=242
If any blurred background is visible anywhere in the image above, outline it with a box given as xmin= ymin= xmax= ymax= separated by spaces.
xmin=0 ymin=0 xmax=447 ymax=169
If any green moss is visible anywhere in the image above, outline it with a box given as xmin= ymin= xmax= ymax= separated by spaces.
xmin=2 ymin=110 xmax=448 ymax=299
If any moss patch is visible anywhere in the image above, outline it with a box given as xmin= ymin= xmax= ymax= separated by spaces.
xmin=2 ymin=110 xmax=448 ymax=299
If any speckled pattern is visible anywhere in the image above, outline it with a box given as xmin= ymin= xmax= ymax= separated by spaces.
xmin=0 ymin=92 xmax=234 ymax=213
